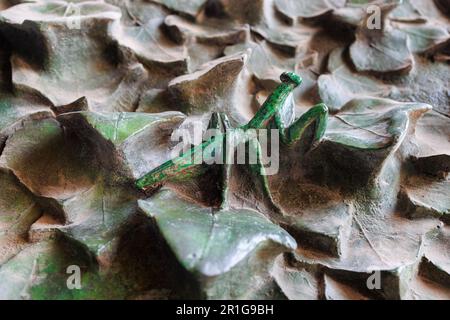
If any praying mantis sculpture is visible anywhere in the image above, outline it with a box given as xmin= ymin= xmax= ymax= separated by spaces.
xmin=136 ymin=72 xmax=328 ymax=211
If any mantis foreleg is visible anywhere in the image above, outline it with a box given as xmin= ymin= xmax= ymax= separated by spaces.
xmin=275 ymin=103 xmax=328 ymax=146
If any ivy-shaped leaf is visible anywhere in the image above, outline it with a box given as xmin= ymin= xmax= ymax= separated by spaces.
xmin=345 ymin=1 xmax=449 ymax=73
xmin=0 ymin=1 xmax=121 ymax=24
xmin=389 ymin=0 xmax=425 ymax=22
xmin=167 ymin=51 xmax=250 ymax=123
xmin=58 ymin=111 xmax=186 ymax=180
xmin=0 ymin=239 xmax=129 ymax=299
xmin=0 ymin=87 xmax=52 ymax=141
xmin=0 ymin=1 xmax=149 ymax=111
xmin=151 ymin=0 xmax=207 ymax=18
xmin=138 ymin=189 xmax=296 ymax=276
xmin=109 ymin=3 xmax=189 ymax=84
xmin=397 ymin=22 xmax=449 ymax=53
xmin=225 ymin=39 xmax=295 ymax=87
xmin=164 ymin=14 xmax=246 ymax=46
xmin=318 ymin=47 xmax=450 ymax=116
xmin=325 ymin=97 xmax=431 ymax=150
xmin=57 ymin=182 xmax=138 ymax=267
xmin=0 ymin=116 xmax=96 ymax=201
xmin=0 ymin=168 xmax=41 ymax=238
xmin=274 ymin=0 xmax=346 ymax=19
xmin=318 ymin=48 xmax=395 ymax=111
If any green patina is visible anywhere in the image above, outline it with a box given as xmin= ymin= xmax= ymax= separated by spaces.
xmin=83 ymin=112 xmax=167 ymax=145
xmin=0 ymin=99 xmax=14 ymax=130
xmin=135 ymin=72 xmax=328 ymax=193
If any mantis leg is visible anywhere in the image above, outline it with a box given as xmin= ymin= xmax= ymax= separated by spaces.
xmin=136 ymin=115 xmax=223 ymax=190
xmin=246 ymin=137 xmax=284 ymax=215
xmin=136 ymin=141 xmax=207 ymax=190
xmin=275 ymin=103 xmax=328 ymax=146
xmin=212 ymin=113 xmax=233 ymax=209
xmin=206 ymin=112 xmax=222 ymax=131
xmin=205 ymin=112 xmax=234 ymax=209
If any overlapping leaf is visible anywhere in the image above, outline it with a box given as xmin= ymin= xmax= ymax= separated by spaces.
xmin=139 ymin=189 xmax=296 ymax=277
xmin=0 ymin=0 xmax=449 ymax=300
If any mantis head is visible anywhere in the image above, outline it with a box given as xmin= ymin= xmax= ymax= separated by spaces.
xmin=277 ymin=72 xmax=301 ymax=127
xmin=280 ymin=72 xmax=302 ymax=88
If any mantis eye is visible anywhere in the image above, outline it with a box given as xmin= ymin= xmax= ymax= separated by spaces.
xmin=280 ymin=72 xmax=302 ymax=87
